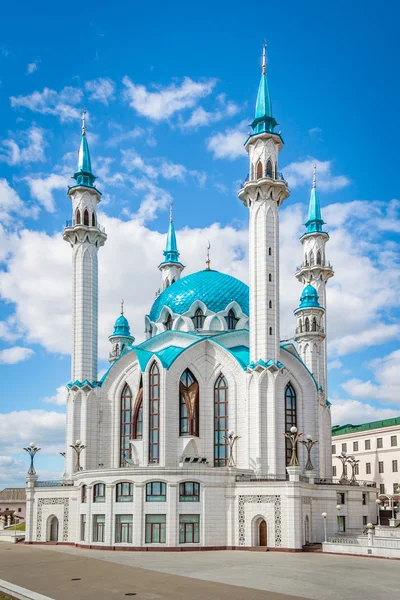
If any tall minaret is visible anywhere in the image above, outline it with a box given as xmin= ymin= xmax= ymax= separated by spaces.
xmin=158 ymin=204 xmax=185 ymax=290
xmin=294 ymin=284 xmax=325 ymax=386
xmin=295 ymin=166 xmax=334 ymax=395
xmin=238 ymin=45 xmax=290 ymax=363
xmin=63 ymin=112 xmax=107 ymax=383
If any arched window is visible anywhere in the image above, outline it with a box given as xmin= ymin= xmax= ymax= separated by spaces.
xmin=317 ymin=251 xmax=322 ymax=265
xmin=171 ymin=278 xmax=175 ymax=284
xmin=165 ymin=313 xmax=173 ymax=330
xmin=305 ymin=317 xmax=310 ymax=332
xmin=214 ymin=374 xmax=229 ymax=466
xmin=192 ymin=308 xmax=205 ymax=329
xmin=266 ymin=159 xmax=273 ymax=178
xmin=269 ymin=247 xmax=272 ymax=256
xmin=84 ymin=209 xmax=89 ymax=226
xmin=269 ymin=274 xmax=272 ymax=282
xmin=285 ymin=383 xmax=297 ymax=466
xmin=225 ymin=309 xmax=239 ymax=330
xmin=133 ymin=377 xmax=143 ymax=439
xmin=312 ymin=317 xmax=317 ymax=331
xmin=120 ymin=384 xmax=133 ymax=467
xmin=149 ymin=363 xmax=160 ymax=464
xmin=76 ymin=209 xmax=81 ymax=225
xmin=179 ymin=369 xmax=199 ymax=436
xmin=81 ymin=485 xmax=87 ymax=503
xmin=92 ymin=212 xmax=96 ymax=227
xmin=299 ymin=320 xmax=303 ymax=333
xmin=269 ymin=327 xmax=272 ymax=335
xmin=256 ymin=161 xmax=263 ymax=179
xmin=115 ymin=343 xmax=120 ymax=355
xmin=269 ymin=300 xmax=272 ymax=309
xmin=309 ymin=251 xmax=314 ymax=266
xmin=165 ymin=279 xmax=170 ymax=288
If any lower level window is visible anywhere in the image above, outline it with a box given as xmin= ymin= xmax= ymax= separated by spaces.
xmin=179 ymin=514 xmax=200 ymax=544
xmin=115 ymin=514 xmax=133 ymax=543
xmin=80 ymin=514 xmax=86 ymax=541
xmin=93 ymin=514 xmax=105 ymax=542
xmin=145 ymin=514 xmax=166 ymax=543
xmin=363 ymin=516 xmax=368 ymax=525
xmin=337 ymin=516 xmax=346 ymax=533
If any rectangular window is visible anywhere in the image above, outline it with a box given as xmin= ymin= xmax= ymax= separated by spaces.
xmin=391 ymin=435 xmax=397 ymax=447
xmin=365 ymin=439 xmax=371 ymax=450
xmin=354 ymin=463 xmax=359 ymax=475
xmin=393 ymin=460 xmax=398 ymax=473
xmin=341 ymin=443 xmax=347 ymax=452
xmin=393 ymin=483 xmax=399 ymax=494
xmin=92 ymin=515 xmax=105 ymax=543
xmin=93 ymin=483 xmax=106 ymax=502
xmin=337 ymin=492 xmax=345 ymax=505
xmin=378 ymin=461 xmax=384 ymax=473
xmin=179 ymin=514 xmax=200 ymax=544
xmin=149 ymin=364 xmax=160 ymax=464
xmin=353 ymin=441 xmax=358 ymax=452
xmin=362 ymin=493 xmax=367 ymax=506
xmin=116 ymin=482 xmax=134 ymax=502
xmin=80 ymin=514 xmax=86 ymax=541
xmin=332 ymin=444 xmax=336 ymax=455
xmin=179 ymin=482 xmax=200 ymax=502
xmin=332 ymin=466 xmax=337 ymax=477
xmin=363 ymin=516 xmax=367 ymax=525
xmin=337 ymin=516 xmax=346 ymax=533
xmin=366 ymin=463 xmax=371 ymax=475
xmin=145 ymin=514 xmax=166 ymax=543
xmin=115 ymin=514 xmax=133 ymax=543
xmin=377 ymin=437 xmax=383 ymax=449
xmin=379 ymin=484 xmax=385 ymax=495
xmin=146 ymin=482 xmax=166 ymax=502
xmin=81 ymin=485 xmax=87 ymax=503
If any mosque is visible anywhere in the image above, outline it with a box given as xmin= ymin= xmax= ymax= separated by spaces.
xmin=25 ymin=48 xmax=377 ymax=550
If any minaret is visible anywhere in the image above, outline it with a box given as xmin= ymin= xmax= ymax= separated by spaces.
xmin=238 ymin=45 xmax=290 ymax=363
xmin=158 ymin=204 xmax=185 ymax=289
xmin=109 ymin=301 xmax=135 ymax=363
xmin=63 ymin=111 xmax=107 ymax=383
xmin=294 ymin=284 xmax=325 ymax=386
xmin=295 ymin=166 xmax=334 ymax=395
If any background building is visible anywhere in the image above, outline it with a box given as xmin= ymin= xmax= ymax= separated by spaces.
xmin=0 ymin=488 xmax=26 ymax=524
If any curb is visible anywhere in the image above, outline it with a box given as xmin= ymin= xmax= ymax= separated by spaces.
xmin=0 ymin=579 xmax=55 ymax=600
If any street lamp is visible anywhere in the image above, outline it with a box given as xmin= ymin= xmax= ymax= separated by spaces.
xmin=375 ymin=498 xmax=382 ymax=526
xmin=70 ymin=440 xmax=86 ymax=472
xmin=23 ymin=442 xmax=41 ymax=475
xmin=336 ymin=504 xmax=342 ymax=532
xmin=222 ymin=430 xmax=240 ymax=467
xmin=299 ymin=434 xmax=318 ymax=471
xmin=322 ymin=512 xmax=328 ymax=542
xmin=283 ymin=426 xmax=304 ymax=467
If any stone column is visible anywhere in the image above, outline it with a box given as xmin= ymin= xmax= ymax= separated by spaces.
xmin=133 ymin=483 xmax=144 ymax=546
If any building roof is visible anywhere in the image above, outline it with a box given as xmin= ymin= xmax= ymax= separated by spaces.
xmin=332 ymin=416 xmax=400 ymax=437
xmin=72 ymin=111 xmax=97 ymax=189
xmin=148 ymin=269 xmax=249 ymax=322
xmin=159 ymin=208 xmax=183 ymax=268
xmin=250 ymin=45 xmax=278 ymax=136
xmin=0 ymin=488 xmax=26 ymax=502
xmin=296 ymin=284 xmax=323 ymax=310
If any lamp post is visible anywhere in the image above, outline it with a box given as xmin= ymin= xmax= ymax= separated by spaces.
xmin=222 ymin=430 xmax=240 ymax=467
xmin=70 ymin=440 xmax=86 ymax=472
xmin=348 ymin=456 xmax=360 ymax=484
xmin=322 ymin=512 xmax=327 ymax=542
xmin=299 ymin=434 xmax=318 ymax=471
xmin=375 ymin=498 xmax=382 ymax=526
xmin=336 ymin=504 xmax=342 ymax=532
xmin=284 ymin=426 xmax=304 ymax=467
xmin=23 ymin=443 xmax=41 ymax=475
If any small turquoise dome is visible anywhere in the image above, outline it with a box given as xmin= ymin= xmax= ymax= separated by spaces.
xmin=299 ymin=285 xmax=321 ymax=309
xmin=112 ymin=314 xmax=131 ymax=336
xmin=149 ymin=270 xmax=249 ymax=321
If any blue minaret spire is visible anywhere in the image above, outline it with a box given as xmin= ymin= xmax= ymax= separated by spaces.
xmin=251 ymin=42 xmax=278 ymax=135
xmin=158 ymin=203 xmax=185 ymax=289
xmin=73 ymin=110 xmax=97 ymax=189
xmin=305 ymin=164 xmax=325 ymax=234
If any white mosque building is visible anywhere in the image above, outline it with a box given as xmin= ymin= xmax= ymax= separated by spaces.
xmin=25 ymin=48 xmax=378 ymax=550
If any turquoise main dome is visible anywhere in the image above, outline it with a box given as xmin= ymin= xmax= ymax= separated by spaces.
xmin=149 ymin=270 xmax=249 ymax=321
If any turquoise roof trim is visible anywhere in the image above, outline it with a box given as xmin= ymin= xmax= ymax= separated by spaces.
xmin=280 ymin=345 xmax=319 ymax=392
xmin=148 ymin=269 xmax=249 ymax=322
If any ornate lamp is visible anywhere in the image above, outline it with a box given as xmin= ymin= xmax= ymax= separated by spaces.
xmin=23 ymin=442 xmax=41 ymax=475
xmin=70 ymin=440 xmax=86 ymax=472
xmin=284 ymin=426 xmax=303 ymax=467
xmin=299 ymin=434 xmax=318 ymax=471
xmin=222 ymin=430 xmax=240 ymax=467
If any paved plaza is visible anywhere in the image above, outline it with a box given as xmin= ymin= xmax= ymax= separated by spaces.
xmin=0 ymin=544 xmax=399 ymax=600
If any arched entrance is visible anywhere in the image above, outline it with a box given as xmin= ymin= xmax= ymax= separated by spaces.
xmin=48 ymin=516 xmax=59 ymax=542
xmin=259 ymin=519 xmax=267 ymax=547
xmin=304 ymin=515 xmax=310 ymax=544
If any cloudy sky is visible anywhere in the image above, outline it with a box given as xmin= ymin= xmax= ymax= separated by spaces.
xmin=0 ymin=0 xmax=399 ymax=486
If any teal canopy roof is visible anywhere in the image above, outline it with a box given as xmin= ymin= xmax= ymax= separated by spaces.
xmin=250 ymin=47 xmax=278 ymax=135
xmin=297 ymin=285 xmax=323 ymax=310
xmin=148 ymin=269 xmax=249 ymax=321
xmin=159 ymin=215 xmax=183 ymax=267
xmin=72 ymin=116 xmax=97 ymax=188
xmin=111 ymin=314 xmax=131 ymax=337
xmin=305 ymin=185 xmax=325 ymax=234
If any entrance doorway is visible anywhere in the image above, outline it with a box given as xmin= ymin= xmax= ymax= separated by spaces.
xmin=304 ymin=515 xmax=310 ymax=543
xmin=259 ymin=519 xmax=267 ymax=547
xmin=49 ymin=517 xmax=59 ymax=542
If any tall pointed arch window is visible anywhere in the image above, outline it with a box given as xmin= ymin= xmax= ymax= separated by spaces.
xmin=256 ymin=161 xmax=263 ymax=179
xmin=133 ymin=377 xmax=143 ymax=439
xmin=84 ymin=209 xmax=89 ymax=226
xmin=120 ymin=384 xmax=133 ymax=467
xmin=92 ymin=212 xmax=96 ymax=227
xmin=309 ymin=251 xmax=314 ymax=266
xmin=75 ymin=209 xmax=81 ymax=225
xmin=317 ymin=251 xmax=322 ymax=265
xmin=266 ymin=159 xmax=273 ymax=178
xmin=149 ymin=363 xmax=160 ymax=464
xmin=225 ymin=309 xmax=239 ymax=330
xmin=214 ymin=374 xmax=229 ymax=466
xmin=179 ymin=369 xmax=199 ymax=436
xmin=312 ymin=317 xmax=317 ymax=331
xmin=285 ymin=383 xmax=297 ymax=466
xmin=192 ymin=308 xmax=205 ymax=329
xmin=305 ymin=317 xmax=310 ymax=332
xmin=165 ymin=313 xmax=173 ymax=330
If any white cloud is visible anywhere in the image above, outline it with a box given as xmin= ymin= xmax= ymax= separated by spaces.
xmin=0 ymin=346 xmax=34 ymax=364
xmin=283 ymin=158 xmax=350 ymax=191
xmin=25 ymin=173 xmax=69 ymax=212
xmin=341 ymin=349 xmax=400 ymax=404
xmin=0 ymin=409 xmax=65 ymax=454
xmin=26 ymin=61 xmax=39 ymax=75
xmin=105 ymin=126 xmax=148 ymax=147
xmin=328 ymin=359 xmax=343 ymax=371
xmin=85 ymin=77 xmax=115 ymax=105
xmin=207 ymin=121 xmax=247 ymax=160
xmin=181 ymin=94 xmax=241 ymax=129
xmin=122 ymin=76 xmax=216 ymax=121
xmin=43 ymin=385 xmax=68 ymax=406
xmin=329 ymin=325 xmax=400 ymax=357
xmin=330 ymin=399 xmax=400 ymax=427
xmin=121 ymin=150 xmax=206 ymax=187
xmin=10 ymin=86 xmax=83 ymax=121
xmin=0 ymin=125 xmax=46 ymax=165
xmin=0 ymin=179 xmax=38 ymax=225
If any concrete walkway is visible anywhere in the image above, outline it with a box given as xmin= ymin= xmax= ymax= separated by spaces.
xmin=0 ymin=543 xmax=307 ymax=600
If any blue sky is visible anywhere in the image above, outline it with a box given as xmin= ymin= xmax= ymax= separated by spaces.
xmin=0 ymin=0 xmax=399 ymax=486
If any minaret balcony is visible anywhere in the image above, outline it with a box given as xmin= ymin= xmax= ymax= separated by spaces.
xmin=240 ymin=171 xmax=288 ymax=190
xmin=295 ymin=262 xmax=334 ymax=276
xmin=63 ymin=220 xmax=107 ymax=247
xmin=295 ymin=325 xmax=325 ymax=335
xmin=65 ymin=220 xmax=106 ymax=234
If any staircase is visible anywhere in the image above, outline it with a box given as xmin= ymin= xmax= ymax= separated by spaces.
xmin=302 ymin=543 xmax=322 ymax=552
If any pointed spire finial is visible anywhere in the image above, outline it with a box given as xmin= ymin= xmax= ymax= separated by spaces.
xmin=262 ymin=40 xmax=267 ymax=75
xmin=82 ymin=109 xmax=87 ymax=136
xmin=313 ymin=163 xmax=317 ymax=189
xmin=206 ymin=241 xmax=211 ymax=270
xmin=169 ymin=201 xmax=173 ymax=223
xmin=121 ymin=299 xmax=124 ymax=315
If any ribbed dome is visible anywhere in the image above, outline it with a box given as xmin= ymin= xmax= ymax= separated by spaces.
xmin=299 ymin=285 xmax=321 ymax=309
xmin=149 ymin=270 xmax=249 ymax=321
xmin=111 ymin=314 xmax=131 ymax=337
